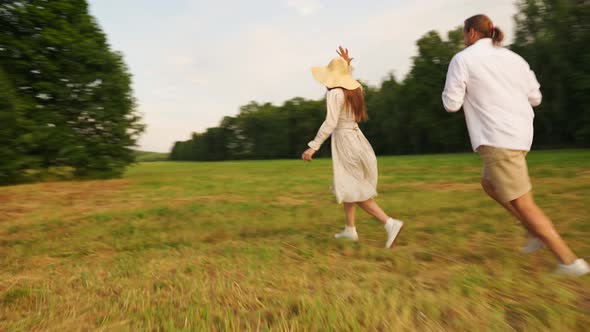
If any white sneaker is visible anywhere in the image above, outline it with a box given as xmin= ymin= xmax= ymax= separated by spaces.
xmin=335 ymin=226 xmax=358 ymax=241
xmin=555 ymin=259 xmax=590 ymax=276
xmin=384 ymin=218 xmax=404 ymax=248
xmin=521 ymin=233 xmax=545 ymax=254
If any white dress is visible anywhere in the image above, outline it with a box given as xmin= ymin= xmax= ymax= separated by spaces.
xmin=308 ymin=88 xmax=378 ymax=203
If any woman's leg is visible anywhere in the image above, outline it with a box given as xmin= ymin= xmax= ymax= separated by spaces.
xmin=344 ymin=202 xmax=356 ymax=227
xmin=356 ymin=199 xmax=389 ymax=224
xmin=335 ymin=203 xmax=359 ymax=240
xmin=357 ymin=198 xmax=403 ymax=248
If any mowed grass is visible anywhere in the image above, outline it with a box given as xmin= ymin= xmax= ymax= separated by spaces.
xmin=1 ymin=150 xmax=589 ymax=331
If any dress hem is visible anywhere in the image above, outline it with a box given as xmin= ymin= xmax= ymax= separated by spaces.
xmin=335 ymin=192 xmax=378 ymax=204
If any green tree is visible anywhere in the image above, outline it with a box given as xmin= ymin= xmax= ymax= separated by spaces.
xmin=512 ymin=0 xmax=590 ymax=147
xmin=363 ymin=28 xmax=468 ymax=155
xmin=0 ymin=0 xmax=144 ymax=182
xmin=169 ymin=0 xmax=590 ymax=161
xmin=0 ymin=69 xmax=37 ymax=184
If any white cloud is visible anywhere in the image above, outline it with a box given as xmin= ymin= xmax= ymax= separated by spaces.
xmin=286 ymin=0 xmax=322 ymax=16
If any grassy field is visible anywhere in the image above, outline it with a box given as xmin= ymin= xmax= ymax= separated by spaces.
xmin=1 ymin=150 xmax=589 ymax=331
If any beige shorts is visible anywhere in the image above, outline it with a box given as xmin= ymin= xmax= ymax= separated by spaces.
xmin=478 ymin=146 xmax=532 ymax=203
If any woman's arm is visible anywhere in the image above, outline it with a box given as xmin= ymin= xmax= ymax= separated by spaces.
xmin=308 ymin=89 xmax=343 ymax=151
xmin=302 ymin=89 xmax=343 ymax=161
xmin=337 ymin=46 xmax=353 ymax=65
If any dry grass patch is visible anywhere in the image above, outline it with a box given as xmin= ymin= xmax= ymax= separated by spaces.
xmin=1 ymin=151 xmax=589 ymax=331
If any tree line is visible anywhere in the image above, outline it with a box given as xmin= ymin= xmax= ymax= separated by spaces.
xmin=170 ymin=0 xmax=590 ymax=161
xmin=0 ymin=0 xmax=144 ymax=185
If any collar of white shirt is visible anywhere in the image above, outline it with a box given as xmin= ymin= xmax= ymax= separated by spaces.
xmin=471 ymin=38 xmax=493 ymax=48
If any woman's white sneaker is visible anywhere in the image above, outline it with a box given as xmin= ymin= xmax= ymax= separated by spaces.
xmin=555 ymin=259 xmax=590 ymax=276
xmin=335 ymin=226 xmax=358 ymax=241
xmin=384 ymin=218 xmax=404 ymax=248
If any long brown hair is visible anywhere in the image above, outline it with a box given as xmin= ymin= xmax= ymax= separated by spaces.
xmin=342 ymin=87 xmax=368 ymax=122
xmin=464 ymin=14 xmax=504 ymax=46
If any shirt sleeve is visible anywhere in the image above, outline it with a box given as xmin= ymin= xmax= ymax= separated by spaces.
xmin=442 ymin=54 xmax=468 ymax=113
xmin=527 ymin=68 xmax=542 ymax=107
xmin=308 ymin=89 xmax=343 ymax=151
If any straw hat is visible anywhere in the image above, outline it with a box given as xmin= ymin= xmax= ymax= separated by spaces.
xmin=311 ymin=57 xmax=361 ymax=90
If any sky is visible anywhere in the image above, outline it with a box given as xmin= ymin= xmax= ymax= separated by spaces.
xmin=87 ymin=0 xmax=518 ymax=152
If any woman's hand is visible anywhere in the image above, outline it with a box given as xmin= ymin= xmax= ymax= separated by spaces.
xmin=301 ymin=148 xmax=316 ymax=161
xmin=337 ymin=46 xmax=353 ymax=65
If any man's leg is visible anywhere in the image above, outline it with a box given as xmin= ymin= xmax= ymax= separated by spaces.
xmin=511 ymin=192 xmax=577 ymax=264
xmin=481 ymin=178 xmax=524 ymax=223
